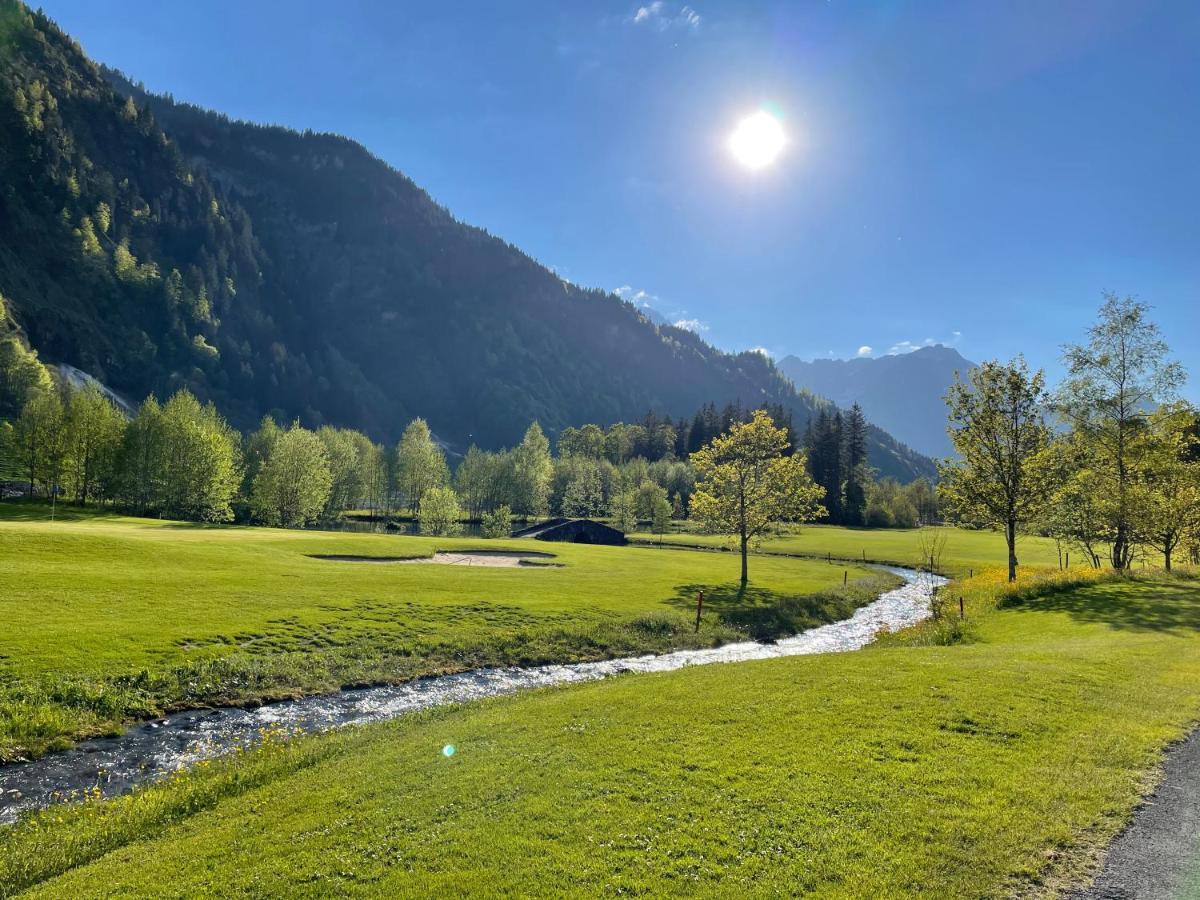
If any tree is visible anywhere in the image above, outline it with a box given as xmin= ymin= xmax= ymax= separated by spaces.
xmin=650 ymin=493 xmax=673 ymax=544
xmin=394 ymin=418 xmax=448 ymax=514
xmin=251 ymin=424 xmax=331 ymax=526
xmin=13 ymin=388 xmax=67 ymax=499
xmin=64 ymin=382 xmax=125 ymax=504
xmin=158 ymin=391 xmax=241 ymax=522
xmin=842 ymin=403 xmax=869 ymax=526
xmin=481 ymin=504 xmax=513 ymax=538
xmin=418 ymin=485 xmax=463 ymax=536
xmin=635 ymin=480 xmax=669 ymax=522
xmin=561 ymin=462 xmax=604 ymax=518
xmin=117 ymin=396 xmax=168 ymax=515
xmin=806 ymin=408 xmax=844 ymax=523
xmin=1133 ymin=406 xmax=1200 ymax=571
xmin=1055 ymin=295 xmax=1186 ymax=569
xmin=690 ymin=410 xmax=825 ymax=586
xmin=609 ymin=489 xmax=638 ymax=534
xmin=318 ymin=426 xmax=366 ymax=519
xmin=510 ymin=422 xmax=552 ymax=518
xmin=939 ymin=357 xmax=1053 ymax=581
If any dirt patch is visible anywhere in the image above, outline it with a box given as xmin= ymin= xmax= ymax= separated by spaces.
xmin=309 ymin=551 xmax=559 ymax=568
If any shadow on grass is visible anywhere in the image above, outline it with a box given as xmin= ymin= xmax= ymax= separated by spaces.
xmin=666 ymin=579 xmax=883 ymax=641
xmin=1017 ymin=575 xmax=1200 ymax=633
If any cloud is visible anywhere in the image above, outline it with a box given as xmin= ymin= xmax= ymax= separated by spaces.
xmin=856 ymin=345 xmax=873 ymax=357
xmin=673 ymin=318 xmax=709 ymax=333
xmin=629 ymin=2 xmax=701 ymax=31
xmin=613 ymin=285 xmax=658 ymax=308
xmin=886 ymin=331 xmax=963 ymax=355
xmin=748 ymin=346 xmax=771 ymax=357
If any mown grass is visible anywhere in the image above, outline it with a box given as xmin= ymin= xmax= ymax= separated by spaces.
xmin=4 ymin=571 xmax=1200 ymax=896
xmin=0 ymin=503 xmax=887 ymax=759
xmin=629 ymin=522 xmax=1154 ymax=577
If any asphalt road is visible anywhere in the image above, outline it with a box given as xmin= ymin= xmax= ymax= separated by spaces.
xmin=1069 ymin=727 xmax=1200 ymax=899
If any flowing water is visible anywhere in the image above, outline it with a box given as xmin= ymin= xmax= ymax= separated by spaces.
xmin=0 ymin=566 xmax=944 ymax=825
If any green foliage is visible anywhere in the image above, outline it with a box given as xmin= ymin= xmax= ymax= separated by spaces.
xmin=394 ymin=418 xmax=447 ymax=513
xmin=250 ymin=425 xmax=330 ymax=527
xmin=609 ymin=489 xmax=638 ymax=534
xmin=509 ymin=422 xmax=552 ymax=518
xmin=417 ymin=484 xmax=462 ymax=536
xmin=691 ymin=410 xmax=825 ymax=583
xmin=939 ymin=357 xmax=1053 ymax=580
xmin=62 ymin=382 xmax=125 ymax=504
xmin=1054 ymin=294 xmax=1187 ymax=569
xmin=560 ymin=460 xmax=604 ymax=518
xmin=0 ymin=335 xmax=51 ymax=418
xmin=481 ymin=503 xmax=513 ymax=538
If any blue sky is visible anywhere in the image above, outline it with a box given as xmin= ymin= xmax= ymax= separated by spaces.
xmin=42 ymin=0 xmax=1199 ymax=393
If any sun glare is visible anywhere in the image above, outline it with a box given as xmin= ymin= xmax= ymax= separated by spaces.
xmin=728 ymin=110 xmax=786 ymax=171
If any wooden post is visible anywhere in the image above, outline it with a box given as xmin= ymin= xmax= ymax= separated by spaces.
xmin=959 ymin=596 xmax=964 ymax=619
xmin=862 ymin=549 xmax=866 ymax=562
xmin=843 ymin=570 xmax=848 ymax=586
xmin=969 ymin=568 xmax=973 ymax=579
xmin=695 ymin=590 xmax=704 ymax=633
xmin=1066 ymin=552 xmax=1070 ymax=569
xmin=827 ymin=551 xmax=832 ymax=564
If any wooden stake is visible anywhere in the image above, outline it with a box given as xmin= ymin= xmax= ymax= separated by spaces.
xmin=959 ymin=596 xmax=964 ymax=619
xmin=843 ymin=570 xmax=848 ymax=585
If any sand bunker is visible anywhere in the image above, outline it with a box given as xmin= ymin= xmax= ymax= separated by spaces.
xmin=310 ymin=551 xmax=558 ymax=567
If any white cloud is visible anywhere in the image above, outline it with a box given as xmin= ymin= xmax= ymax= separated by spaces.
xmin=673 ymin=318 xmax=709 ymax=333
xmin=613 ymin=285 xmax=658 ymax=309
xmin=886 ymin=331 xmax=963 ymax=355
xmin=748 ymin=346 xmax=772 ymax=357
xmin=856 ymin=345 xmax=873 ymax=357
xmin=630 ymin=2 xmax=701 ymax=31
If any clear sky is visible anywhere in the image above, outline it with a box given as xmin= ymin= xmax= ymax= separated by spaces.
xmin=40 ymin=0 xmax=1200 ymax=394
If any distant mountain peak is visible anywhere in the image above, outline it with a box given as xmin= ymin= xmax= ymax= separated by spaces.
xmin=777 ymin=346 xmax=977 ymax=460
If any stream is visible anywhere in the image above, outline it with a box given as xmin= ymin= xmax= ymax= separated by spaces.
xmin=0 ymin=566 xmax=945 ymax=825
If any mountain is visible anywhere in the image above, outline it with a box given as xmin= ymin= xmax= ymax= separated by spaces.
xmin=0 ymin=3 xmax=934 ymax=482
xmin=777 ymin=346 xmax=976 ymax=460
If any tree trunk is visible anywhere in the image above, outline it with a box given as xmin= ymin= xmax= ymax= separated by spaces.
xmin=740 ymin=531 xmax=749 ymax=586
xmin=1165 ymin=546 xmax=1173 ymax=572
xmin=1006 ymin=517 xmax=1018 ymax=583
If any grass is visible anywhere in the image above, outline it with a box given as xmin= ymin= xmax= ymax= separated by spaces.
xmin=4 ymin=570 xmax=1200 ymax=896
xmin=629 ymin=521 xmax=1174 ymax=578
xmin=0 ymin=502 xmax=887 ymax=759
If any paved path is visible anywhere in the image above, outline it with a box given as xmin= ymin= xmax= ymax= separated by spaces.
xmin=1069 ymin=728 xmax=1200 ymax=899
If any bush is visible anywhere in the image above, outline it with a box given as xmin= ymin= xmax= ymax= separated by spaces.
xmin=481 ymin=504 xmax=512 ymax=538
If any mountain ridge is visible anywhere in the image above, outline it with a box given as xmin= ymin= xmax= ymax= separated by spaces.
xmin=777 ymin=345 xmax=976 ymax=460
xmin=0 ymin=3 xmax=934 ymax=481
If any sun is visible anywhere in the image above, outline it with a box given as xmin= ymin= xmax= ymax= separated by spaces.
xmin=728 ymin=110 xmax=786 ymax=171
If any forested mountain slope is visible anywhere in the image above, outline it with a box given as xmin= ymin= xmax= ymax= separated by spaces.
xmin=0 ymin=3 xmax=933 ymax=480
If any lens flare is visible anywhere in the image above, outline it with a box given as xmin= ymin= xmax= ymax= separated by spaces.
xmin=442 ymin=744 xmax=456 ymax=757
xmin=728 ymin=110 xmax=786 ymax=170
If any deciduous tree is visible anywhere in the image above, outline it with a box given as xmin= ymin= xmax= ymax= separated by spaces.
xmin=940 ymin=357 xmax=1053 ymax=581
xmin=690 ymin=410 xmax=825 ymax=586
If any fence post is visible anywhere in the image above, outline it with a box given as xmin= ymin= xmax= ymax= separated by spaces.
xmin=843 ymin=570 xmax=848 ymax=586
xmin=695 ymin=590 xmax=704 ymax=633
xmin=959 ymin=596 xmax=964 ymax=619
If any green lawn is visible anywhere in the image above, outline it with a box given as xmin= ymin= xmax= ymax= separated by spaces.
xmin=6 ymin=572 xmax=1200 ymax=896
xmin=631 ymin=522 xmax=1111 ymax=576
xmin=0 ymin=504 xmax=885 ymax=759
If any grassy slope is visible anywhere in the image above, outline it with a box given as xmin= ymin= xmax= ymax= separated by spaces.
xmin=6 ymin=573 xmax=1200 ymax=896
xmin=631 ymin=523 xmax=1122 ymax=576
xmin=0 ymin=505 xmax=883 ymax=758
